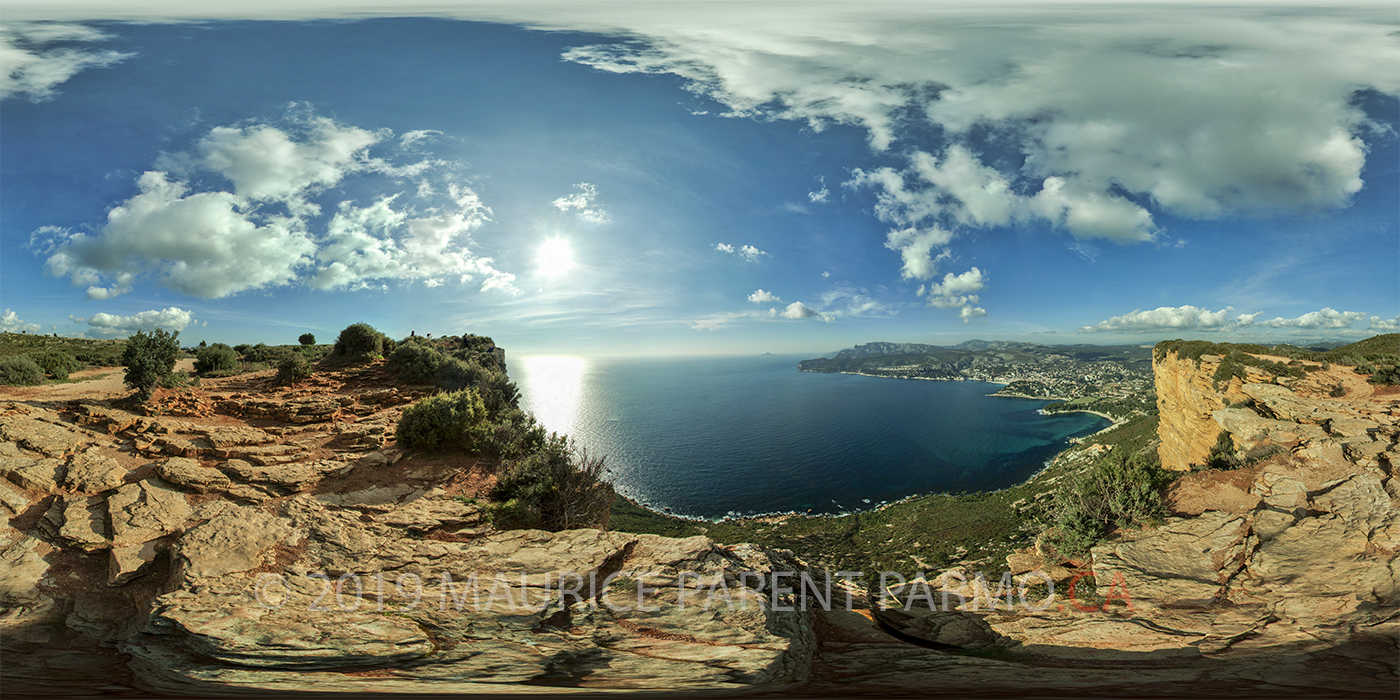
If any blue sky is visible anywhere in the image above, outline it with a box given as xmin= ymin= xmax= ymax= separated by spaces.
xmin=2 ymin=2 xmax=1397 ymax=355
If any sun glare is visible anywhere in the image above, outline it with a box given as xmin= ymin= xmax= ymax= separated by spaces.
xmin=537 ymin=237 xmax=576 ymax=278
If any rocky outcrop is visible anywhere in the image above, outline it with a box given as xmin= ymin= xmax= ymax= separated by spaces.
xmin=4 ymin=352 xmax=1397 ymax=696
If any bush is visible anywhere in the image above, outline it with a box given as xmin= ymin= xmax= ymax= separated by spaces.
xmin=194 ymin=343 xmax=239 ymax=375
xmin=1371 ymin=365 xmax=1400 ymax=385
xmin=324 ymin=323 xmax=388 ymax=365
xmin=161 ymin=371 xmax=192 ymax=389
xmin=299 ymin=333 xmax=316 ymax=345
xmin=487 ymin=407 xmax=549 ymax=459
xmin=490 ymin=435 xmax=613 ymax=531
xmin=1048 ymin=447 xmax=1174 ymax=555
xmin=386 ymin=338 xmax=448 ymax=384
xmin=276 ymin=352 xmax=313 ymax=385
xmin=28 ymin=351 xmax=82 ymax=380
xmin=0 ymin=355 xmax=44 ymax=386
xmin=396 ymin=389 xmax=492 ymax=453
xmin=121 ymin=329 xmax=181 ymax=402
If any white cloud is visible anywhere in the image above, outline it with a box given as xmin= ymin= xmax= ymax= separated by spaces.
xmin=820 ymin=271 xmax=830 ymax=278
xmin=748 ymin=289 xmax=780 ymax=303
xmin=918 ymin=266 xmax=986 ymax=320
xmin=37 ymin=113 xmax=519 ymax=299
xmin=44 ymin=170 xmax=317 ymax=298
xmin=1262 ymin=308 xmax=1368 ymax=329
xmin=72 ymin=307 xmax=196 ymax=336
xmin=883 ymin=227 xmax=953 ymax=281
xmin=551 ymin=182 xmax=610 ymax=224
xmin=780 ymin=301 xmax=832 ymax=322
xmin=818 ymin=284 xmax=895 ymax=319
xmin=1370 ymin=316 xmax=1399 ymax=333
xmin=714 ymin=242 xmax=769 ymax=262
xmin=1080 ymin=305 xmax=1256 ymax=333
xmin=960 ymin=306 xmax=988 ymax=323
xmin=690 ymin=309 xmax=771 ymax=331
xmin=1 ymin=309 xmax=42 ymax=334
xmin=808 ymin=177 xmax=829 ymax=203
xmin=0 ymin=23 xmax=132 ymax=101
xmin=553 ymin=4 xmax=1396 ymax=268
xmin=180 ymin=117 xmax=384 ymax=207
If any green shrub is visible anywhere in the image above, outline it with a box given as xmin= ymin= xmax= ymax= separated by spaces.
xmin=28 ymin=350 xmax=82 ymax=380
xmin=436 ymin=359 xmax=519 ymax=420
xmin=0 ymin=355 xmax=44 ymax=386
xmin=299 ymin=333 xmax=316 ymax=345
xmin=387 ymin=338 xmax=448 ymax=383
xmin=194 ymin=343 xmax=239 ymax=374
xmin=490 ymin=435 xmax=613 ymax=531
xmin=324 ymin=323 xmax=388 ymax=365
xmin=395 ymin=389 xmax=492 ymax=453
xmin=1202 ymin=430 xmax=1236 ymax=470
xmin=1048 ymin=447 xmax=1174 ymax=555
xmin=487 ymin=407 xmax=548 ymax=459
xmin=234 ymin=344 xmax=252 ymax=355
xmin=120 ymin=329 xmax=181 ymax=402
xmin=161 ymin=371 xmax=192 ymax=389
xmin=276 ymin=352 xmax=313 ymax=385
xmin=1371 ymin=364 xmax=1400 ymax=385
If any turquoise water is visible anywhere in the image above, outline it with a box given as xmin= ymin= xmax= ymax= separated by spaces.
xmin=514 ymin=354 xmax=1108 ymax=520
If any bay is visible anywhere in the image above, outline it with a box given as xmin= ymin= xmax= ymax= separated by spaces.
xmin=514 ymin=353 xmax=1109 ymax=520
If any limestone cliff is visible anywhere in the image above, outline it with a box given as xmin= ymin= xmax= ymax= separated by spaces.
xmin=1154 ymin=350 xmax=1269 ymax=470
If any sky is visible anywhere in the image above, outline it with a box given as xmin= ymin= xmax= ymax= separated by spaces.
xmin=1 ymin=1 xmax=1397 ymax=356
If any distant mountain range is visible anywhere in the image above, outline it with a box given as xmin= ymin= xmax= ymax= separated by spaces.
xmin=799 ymin=340 xmax=1154 ymax=374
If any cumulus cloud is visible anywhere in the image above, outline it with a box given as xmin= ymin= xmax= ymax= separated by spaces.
xmin=0 ymin=23 xmax=132 ymax=101
xmin=555 ymin=3 xmax=1396 ymax=283
xmin=714 ymin=242 xmax=769 ymax=262
xmin=748 ymin=289 xmax=780 ymax=303
xmin=551 ymin=182 xmax=610 ymax=224
xmin=914 ymin=267 xmax=986 ymax=320
xmin=1371 ymin=316 xmax=1399 ymax=333
xmin=780 ymin=301 xmax=832 ymax=322
xmin=1 ymin=309 xmax=42 ymax=334
xmin=883 ymin=227 xmax=953 ymax=281
xmin=1262 ymin=308 xmax=1368 ymax=329
xmin=36 ymin=112 xmax=518 ymax=299
xmin=71 ymin=307 xmax=196 ymax=336
xmin=1079 ymin=305 xmax=1259 ymax=333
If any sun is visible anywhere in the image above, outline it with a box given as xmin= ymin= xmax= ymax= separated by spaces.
xmin=537 ymin=237 xmax=576 ymax=278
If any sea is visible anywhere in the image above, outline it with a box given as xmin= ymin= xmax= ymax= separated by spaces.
xmin=513 ymin=353 xmax=1109 ymax=520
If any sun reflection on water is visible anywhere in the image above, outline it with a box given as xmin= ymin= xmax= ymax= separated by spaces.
xmin=516 ymin=355 xmax=588 ymax=436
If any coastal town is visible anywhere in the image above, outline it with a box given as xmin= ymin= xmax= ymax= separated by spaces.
xmin=797 ymin=343 xmax=1158 ymax=422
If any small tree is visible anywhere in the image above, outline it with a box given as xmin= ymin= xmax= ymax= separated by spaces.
xmin=121 ymin=328 xmax=180 ymax=402
xmin=194 ymin=343 xmax=239 ymax=374
xmin=276 ymin=352 xmax=313 ymax=384
xmin=299 ymin=332 xmax=316 ymax=345
xmin=323 ymin=322 xmax=387 ymax=365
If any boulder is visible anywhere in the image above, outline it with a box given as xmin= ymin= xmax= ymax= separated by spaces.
xmin=1 ymin=456 xmax=65 ymax=492
xmin=64 ymin=449 xmax=128 ymax=493
xmin=107 ymin=478 xmax=191 ymax=546
xmin=56 ymin=495 xmax=110 ymax=551
xmin=157 ymin=457 xmax=231 ymax=494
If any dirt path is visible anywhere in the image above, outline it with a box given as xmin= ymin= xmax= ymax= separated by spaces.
xmin=0 ymin=359 xmax=196 ymax=404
